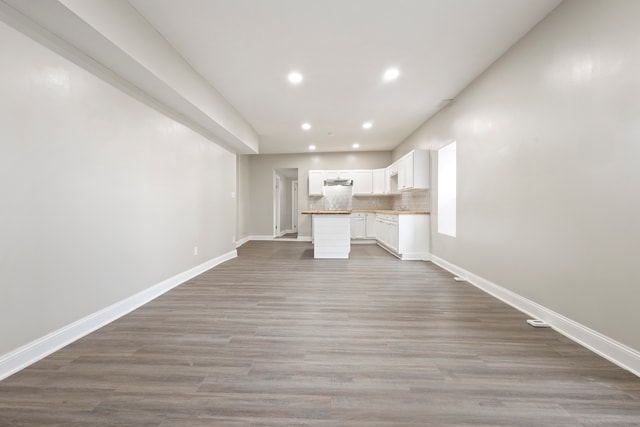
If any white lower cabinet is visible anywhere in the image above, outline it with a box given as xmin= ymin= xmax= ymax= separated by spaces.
xmin=365 ymin=213 xmax=377 ymax=238
xmin=375 ymin=213 xmax=430 ymax=260
xmin=351 ymin=212 xmax=379 ymax=240
xmin=376 ymin=214 xmax=398 ymax=253
xmin=350 ymin=213 xmax=366 ymax=239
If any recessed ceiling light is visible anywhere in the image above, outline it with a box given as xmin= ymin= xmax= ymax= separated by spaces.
xmin=308 ymin=145 xmax=316 ymax=150
xmin=288 ymin=71 xmax=303 ymax=84
xmin=352 ymin=143 xmax=360 ymax=149
xmin=362 ymin=122 xmax=373 ymax=129
xmin=384 ymin=68 xmax=400 ymax=81
xmin=301 ymin=123 xmax=311 ymax=130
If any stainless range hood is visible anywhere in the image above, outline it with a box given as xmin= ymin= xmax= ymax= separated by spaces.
xmin=324 ymin=178 xmax=353 ymax=186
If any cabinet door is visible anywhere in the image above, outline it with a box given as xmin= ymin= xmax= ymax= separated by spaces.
xmin=352 ymin=170 xmax=373 ymax=195
xmin=375 ymin=216 xmax=384 ymax=243
xmin=325 ymin=170 xmax=351 ymax=180
xmin=387 ymin=163 xmax=400 ymax=194
xmin=350 ymin=214 xmax=366 ymax=239
xmin=365 ymin=213 xmax=376 ymax=238
xmin=389 ymin=220 xmax=399 ymax=252
xmin=372 ymin=169 xmax=385 ymax=194
xmin=308 ymin=170 xmax=325 ymax=196
xmin=403 ymin=152 xmax=414 ymax=190
xmin=412 ymin=149 xmax=429 ymax=189
xmin=399 ymin=150 xmax=429 ymax=191
xmin=396 ymin=214 xmax=430 ymax=260
xmin=381 ymin=219 xmax=389 ymax=246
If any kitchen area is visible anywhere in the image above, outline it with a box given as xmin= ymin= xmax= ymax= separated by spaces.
xmin=302 ymin=149 xmax=431 ymax=260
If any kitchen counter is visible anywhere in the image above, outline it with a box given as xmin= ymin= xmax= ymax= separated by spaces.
xmin=352 ymin=209 xmax=429 ymax=215
xmin=302 ymin=210 xmax=429 ymax=215
xmin=303 ymin=212 xmax=351 ymax=259
xmin=301 ymin=210 xmax=352 ymax=215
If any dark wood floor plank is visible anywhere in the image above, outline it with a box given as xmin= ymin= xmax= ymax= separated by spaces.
xmin=1 ymin=241 xmax=639 ymax=426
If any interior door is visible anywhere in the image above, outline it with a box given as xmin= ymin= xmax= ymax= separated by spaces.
xmin=292 ymin=180 xmax=298 ymax=232
xmin=274 ymin=174 xmax=281 ymax=237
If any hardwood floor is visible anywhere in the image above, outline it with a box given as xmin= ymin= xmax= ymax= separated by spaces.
xmin=1 ymin=241 xmax=639 ymax=426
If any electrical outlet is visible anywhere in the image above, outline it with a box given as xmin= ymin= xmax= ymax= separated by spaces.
xmin=193 ymin=246 xmax=198 ymax=256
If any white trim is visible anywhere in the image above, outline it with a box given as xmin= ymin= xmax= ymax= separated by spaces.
xmin=350 ymin=239 xmax=377 ymax=245
xmin=0 ymin=249 xmax=237 ymax=381
xmin=430 ymin=255 xmax=640 ymax=378
xmin=241 ymin=235 xmax=312 ymax=242
xmin=235 ymin=236 xmax=251 ymax=247
xmin=400 ymin=251 xmax=430 ymax=261
xmin=376 ymin=242 xmax=399 ymax=258
xmin=244 ymin=235 xmax=278 ymax=241
xmin=374 ymin=242 xmax=430 ymax=261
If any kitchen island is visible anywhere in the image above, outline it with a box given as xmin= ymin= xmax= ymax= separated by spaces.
xmin=301 ymin=210 xmax=351 ymax=259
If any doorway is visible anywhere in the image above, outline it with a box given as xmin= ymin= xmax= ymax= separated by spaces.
xmin=273 ymin=168 xmax=299 ymax=239
xmin=292 ymin=180 xmax=298 ymax=233
xmin=274 ymin=174 xmax=281 ymax=237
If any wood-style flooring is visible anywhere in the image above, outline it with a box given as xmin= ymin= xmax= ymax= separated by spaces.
xmin=1 ymin=241 xmax=639 ymax=426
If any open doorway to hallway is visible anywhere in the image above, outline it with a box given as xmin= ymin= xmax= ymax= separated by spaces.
xmin=273 ymin=168 xmax=299 ymax=239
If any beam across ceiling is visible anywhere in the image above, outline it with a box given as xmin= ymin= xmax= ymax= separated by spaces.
xmin=0 ymin=0 xmax=259 ymax=154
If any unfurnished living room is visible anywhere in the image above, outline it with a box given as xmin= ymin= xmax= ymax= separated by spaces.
xmin=1 ymin=0 xmax=640 ymax=426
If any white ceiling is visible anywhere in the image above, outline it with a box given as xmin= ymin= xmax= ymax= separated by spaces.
xmin=128 ymin=0 xmax=560 ymax=154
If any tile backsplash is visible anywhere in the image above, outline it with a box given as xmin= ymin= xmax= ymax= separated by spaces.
xmin=320 ymin=185 xmax=353 ymax=210
xmin=308 ymin=190 xmax=430 ymax=212
xmin=391 ymin=190 xmax=430 ymax=211
xmin=351 ymin=196 xmax=392 ymax=210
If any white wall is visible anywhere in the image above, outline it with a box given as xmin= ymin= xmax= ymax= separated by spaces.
xmin=243 ymin=152 xmax=391 ymax=238
xmin=0 ymin=20 xmax=236 ymax=356
xmin=394 ymin=0 xmax=640 ymax=353
xmin=236 ymin=155 xmax=251 ymax=242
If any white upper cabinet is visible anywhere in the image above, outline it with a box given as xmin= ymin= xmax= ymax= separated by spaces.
xmin=351 ymin=170 xmax=373 ymax=195
xmin=387 ymin=160 xmax=401 ymax=194
xmin=372 ymin=168 xmax=386 ymax=195
xmin=325 ymin=170 xmax=352 ymax=180
xmin=308 ymin=170 xmax=325 ymax=196
xmin=396 ymin=149 xmax=429 ymax=191
xmin=309 ymin=152 xmax=427 ymax=197
xmin=309 ymin=169 xmax=373 ymax=196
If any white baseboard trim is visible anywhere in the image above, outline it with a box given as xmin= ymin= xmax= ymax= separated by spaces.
xmin=235 ymin=236 xmax=251 ymax=248
xmin=400 ymin=251 xmax=430 ymax=261
xmin=374 ymin=243 xmax=430 ymax=262
xmin=430 ymin=255 xmax=640 ymax=378
xmin=239 ymin=235 xmax=312 ymax=243
xmin=245 ymin=235 xmax=277 ymax=241
xmin=0 ymin=249 xmax=237 ymax=381
xmin=351 ymin=239 xmax=377 ymax=245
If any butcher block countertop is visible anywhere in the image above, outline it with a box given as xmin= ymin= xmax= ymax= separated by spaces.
xmin=353 ymin=209 xmax=430 ymax=215
xmin=302 ymin=210 xmax=429 ymax=215
xmin=301 ymin=210 xmax=352 ymax=214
